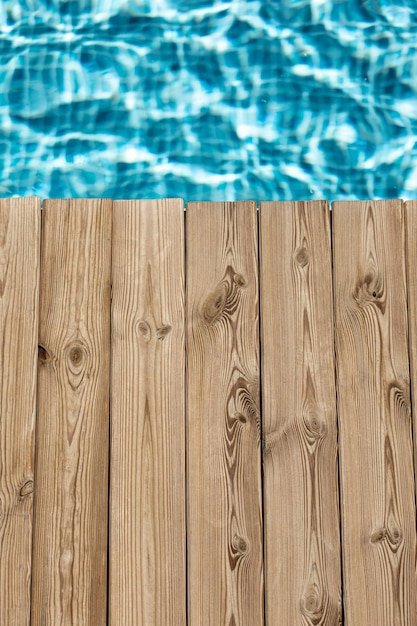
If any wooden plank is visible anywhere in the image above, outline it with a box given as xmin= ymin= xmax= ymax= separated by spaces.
xmin=405 ymin=201 xmax=417 ymax=509
xmin=31 ymin=199 xmax=112 ymax=625
xmin=259 ymin=201 xmax=341 ymax=625
xmin=109 ymin=199 xmax=186 ymax=625
xmin=0 ymin=198 xmax=40 ymax=626
xmin=333 ymin=200 xmax=417 ymax=624
xmin=186 ymin=201 xmax=263 ymax=625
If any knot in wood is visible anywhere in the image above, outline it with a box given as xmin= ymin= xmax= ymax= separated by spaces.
xmin=65 ymin=339 xmax=90 ymax=390
xmin=202 ymin=282 xmax=228 ymax=324
xmin=156 ymin=324 xmax=172 ymax=340
xmin=295 ymin=246 xmax=309 ymax=267
xmin=232 ymin=534 xmax=248 ymax=555
xmin=66 ymin=341 xmax=87 ymax=369
xmin=370 ymin=527 xmax=386 ymax=544
xmin=38 ymin=344 xmax=53 ymax=365
xmin=69 ymin=346 xmax=83 ymax=366
xmin=136 ymin=319 xmax=151 ymax=342
xmin=233 ymin=273 xmax=247 ymax=288
xmin=19 ymin=479 xmax=34 ymax=497
xmin=300 ymin=588 xmax=324 ymax=623
xmin=354 ymin=271 xmax=385 ymax=312
xmin=305 ymin=413 xmax=327 ymax=440
xmin=389 ymin=526 xmax=403 ymax=546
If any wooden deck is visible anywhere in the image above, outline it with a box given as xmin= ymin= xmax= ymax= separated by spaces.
xmin=1 ymin=198 xmax=416 ymax=625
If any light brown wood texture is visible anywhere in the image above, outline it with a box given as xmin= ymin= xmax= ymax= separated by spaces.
xmin=109 ymin=199 xmax=186 ymax=625
xmin=31 ymin=199 xmax=112 ymax=625
xmin=186 ymin=201 xmax=263 ymax=625
xmin=1 ymin=196 xmax=417 ymax=622
xmin=0 ymin=198 xmax=40 ymax=626
xmin=259 ymin=201 xmax=341 ymax=625
xmin=405 ymin=201 xmax=417 ymax=508
xmin=333 ymin=200 xmax=417 ymax=625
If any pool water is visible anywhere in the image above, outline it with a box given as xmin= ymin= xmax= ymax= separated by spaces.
xmin=0 ymin=0 xmax=417 ymax=201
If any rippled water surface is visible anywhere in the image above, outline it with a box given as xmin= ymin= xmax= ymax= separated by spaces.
xmin=1 ymin=0 xmax=417 ymax=200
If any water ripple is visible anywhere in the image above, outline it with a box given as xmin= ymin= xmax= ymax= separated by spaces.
xmin=0 ymin=0 xmax=416 ymax=199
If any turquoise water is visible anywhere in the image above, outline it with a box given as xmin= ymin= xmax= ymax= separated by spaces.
xmin=0 ymin=0 xmax=417 ymax=201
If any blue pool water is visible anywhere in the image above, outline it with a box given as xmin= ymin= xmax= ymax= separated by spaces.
xmin=0 ymin=0 xmax=417 ymax=201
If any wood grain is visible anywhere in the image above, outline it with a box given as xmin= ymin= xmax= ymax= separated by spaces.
xmin=333 ymin=200 xmax=417 ymax=625
xmin=109 ymin=199 xmax=186 ymax=625
xmin=405 ymin=201 xmax=417 ymax=511
xmin=31 ymin=199 xmax=112 ymax=625
xmin=259 ymin=201 xmax=341 ymax=625
xmin=0 ymin=198 xmax=40 ymax=626
xmin=186 ymin=201 xmax=263 ymax=625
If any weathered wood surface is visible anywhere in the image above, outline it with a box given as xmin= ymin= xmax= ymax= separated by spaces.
xmin=405 ymin=201 xmax=417 ymax=509
xmin=0 ymin=198 xmax=40 ymax=626
xmin=333 ymin=200 xmax=417 ymax=625
xmin=109 ymin=199 xmax=186 ymax=625
xmin=31 ymin=199 xmax=112 ymax=625
xmin=186 ymin=201 xmax=264 ymax=625
xmin=0 ymin=197 xmax=416 ymax=624
xmin=260 ymin=200 xmax=341 ymax=625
